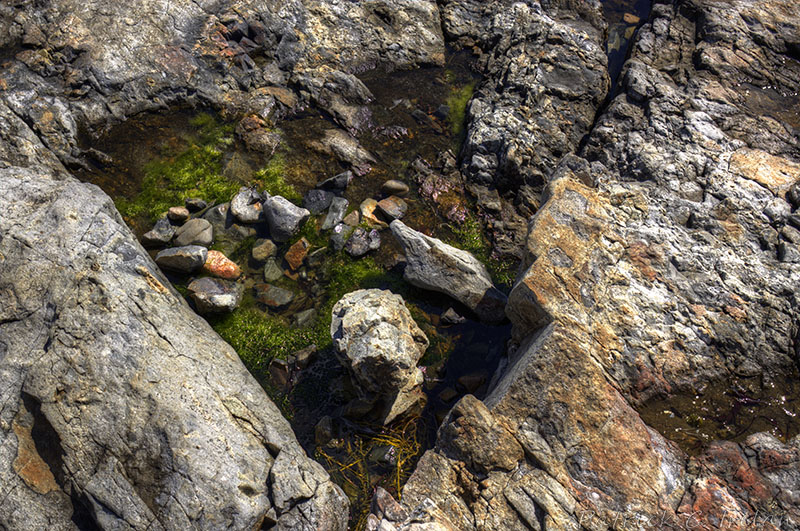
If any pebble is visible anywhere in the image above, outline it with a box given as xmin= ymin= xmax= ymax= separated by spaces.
xmin=285 ymin=238 xmax=310 ymax=270
xmin=322 ymin=196 xmax=349 ymax=230
xmin=441 ymin=307 xmax=466 ymax=325
xmin=377 ymin=196 xmax=408 ymax=220
xmin=251 ymin=238 xmax=277 ymax=262
xmin=316 ymin=170 xmax=353 ymax=191
xmin=167 ymin=206 xmax=190 ymax=223
xmin=303 ymin=189 xmax=334 ymax=215
xmin=187 ymin=277 xmax=243 ymax=313
xmin=254 ymin=283 xmax=295 ymax=310
xmin=185 ymin=197 xmax=207 ymax=212
xmin=381 ymin=179 xmax=410 ymax=197
xmin=345 ymin=227 xmax=381 ymax=257
xmin=360 ymin=198 xmax=388 ymax=229
xmin=202 ymin=250 xmax=241 ymax=280
xmin=142 ymin=217 xmax=177 ymax=247
xmin=263 ymin=258 xmax=283 ymax=282
xmin=230 ymin=187 xmax=264 ymax=223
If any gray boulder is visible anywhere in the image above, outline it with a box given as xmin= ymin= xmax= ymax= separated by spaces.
xmin=187 ymin=277 xmax=243 ymax=313
xmin=0 ymin=168 xmax=348 ymax=530
xmin=264 ymin=195 xmax=311 ymax=242
xmin=155 ymin=245 xmax=208 ymax=273
xmin=389 ymin=220 xmax=507 ymax=323
xmin=173 ymin=218 xmax=213 ymax=247
xmin=331 ymin=289 xmax=429 ymax=424
xmin=142 ymin=217 xmax=177 ymax=247
xmin=230 ymin=187 xmax=264 ymax=223
xmin=322 ymin=196 xmax=349 ymax=230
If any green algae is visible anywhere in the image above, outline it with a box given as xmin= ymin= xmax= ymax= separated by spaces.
xmin=254 ymin=152 xmax=302 ymax=203
xmin=446 ymin=79 xmax=476 ymax=138
xmin=446 ymin=215 xmax=516 ymax=288
xmin=115 ymin=113 xmax=236 ymax=224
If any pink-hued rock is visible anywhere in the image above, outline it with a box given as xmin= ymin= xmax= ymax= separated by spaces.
xmin=202 ymin=250 xmax=241 ymax=280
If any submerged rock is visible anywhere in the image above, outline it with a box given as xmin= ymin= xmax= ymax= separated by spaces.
xmin=255 ymin=283 xmax=295 ymax=310
xmin=173 ymin=218 xmax=213 ymax=247
xmin=264 ymin=195 xmax=311 ymax=242
xmin=345 ymin=227 xmax=381 ymax=258
xmin=155 ymin=245 xmax=208 ymax=273
xmin=252 ymin=238 xmax=278 ymax=262
xmin=331 ymin=289 xmax=429 ymax=424
xmin=263 ymin=258 xmax=284 ymax=282
xmin=317 ymin=170 xmax=353 ymax=192
xmin=303 ymin=189 xmax=334 ymax=215
xmin=381 ymin=179 xmax=409 ymax=197
xmin=0 ymin=169 xmax=348 ymax=530
xmin=390 ymin=220 xmax=507 ymax=323
xmin=201 ymin=203 xmax=256 ymax=255
xmin=188 ymin=277 xmax=243 ymax=313
xmin=377 ymin=195 xmax=408 ymax=220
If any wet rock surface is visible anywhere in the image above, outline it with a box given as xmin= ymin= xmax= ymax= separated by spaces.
xmin=188 ymin=277 xmax=243 ymax=313
xmin=0 ymin=168 xmax=347 ymax=530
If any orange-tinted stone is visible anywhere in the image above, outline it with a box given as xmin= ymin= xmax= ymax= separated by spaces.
xmin=202 ymin=250 xmax=241 ymax=280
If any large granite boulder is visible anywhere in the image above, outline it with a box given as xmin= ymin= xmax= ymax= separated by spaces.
xmin=0 ymin=167 xmax=348 ymax=530
xmin=382 ymin=0 xmax=800 ymax=530
xmin=331 ymin=289 xmax=429 ymax=424
xmin=390 ymin=220 xmax=507 ymax=323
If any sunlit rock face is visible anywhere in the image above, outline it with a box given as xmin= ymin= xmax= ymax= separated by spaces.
xmin=390 ymin=0 xmax=800 ymax=529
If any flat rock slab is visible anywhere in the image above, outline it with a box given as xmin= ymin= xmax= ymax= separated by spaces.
xmin=188 ymin=277 xmax=243 ymax=313
xmin=0 ymin=168 xmax=348 ymax=530
xmin=155 ymin=245 xmax=208 ymax=273
xmin=255 ymin=283 xmax=295 ymax=310
xmin=389 ymin=220 xmax=507 ymax=323
xmin=173 ymin=218 xmax=213 ymax=247
xmin=322 ymin=197 xmax=349 ymax=230
xmin=377 ymin=196 xmax=408 ymax=220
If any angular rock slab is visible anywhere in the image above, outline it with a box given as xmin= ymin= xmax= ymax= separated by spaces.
xmin=155 ymin=245 xmax=208 ymax=273
xmin=264 ymin=195 xmax=311 ymax=242
xmin=331 ymin=289 xmax=429 ymax=424
xmin=188 ymin=277 xmax=243 ymax=313
xmin=173 ymin=218 xmax=213 ymax=247
xmin=0 ymin=168 xmax=348 ymax=530
xmin=389 ymin=220 xmax=507 ymax=323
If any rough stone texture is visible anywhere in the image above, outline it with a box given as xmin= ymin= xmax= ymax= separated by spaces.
xmin=230 ymin=186 xmax=264 ymax=223
xmin=187 ymin=277 xmax=243 ymax=313
xmin=390 ymin=0 xmax=800 ymax=530
xmin=0 ymin=167 xmax=348 ymax=529
xmin=172 ymin=218 xmax=213 ymax=247
xmin=264 ymin=195 xmax=311 ymax=242
xmin=255 ymin=283 xmax=296 ymax=310
xmin=154 ymin=245 xmax=208 ymax=273
xmin=331 ymin=289 xmax=429 ymax=424
xmin=201 ymin=250 xmax=241 ymax=280
xmin=439 ymin=0 xmax=609 ymax=259
xmin=200 ymin=203 xmax=256 ymax=256
xmin=390 ymin=220 xmax=507 ymax=324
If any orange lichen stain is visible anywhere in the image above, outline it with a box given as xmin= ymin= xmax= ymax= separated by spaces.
xmin=626 ymin=241 xmax=659 ymax=282
xmin=724 ymin=305 xmax=747 ymax=322
xmin=0 ymin=78 xmax=7 ymax=91
xmin=729 ymin=148 xmax=800 ymax=197
xmin=12 ymin=420 xmax=58 ymax=495
xmin=135 ymin=265 xmax=169 ymax=294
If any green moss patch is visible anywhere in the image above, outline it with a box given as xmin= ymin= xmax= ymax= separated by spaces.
xmin=115 ymin=113 xmax=237 ymax=224
xmin=254 ymin=152 xmax=301 ymax=203
xmin=446 ymin=80 xmax=476 ymax=138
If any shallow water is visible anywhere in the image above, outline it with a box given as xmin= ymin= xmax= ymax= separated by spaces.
xmin=75 ymin=51 xmax=509 ymax=526
xmin=602 ymin=0 xmax=653 ymax=87
xmin=638 ymin=370 xmax=800 ymax=456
